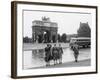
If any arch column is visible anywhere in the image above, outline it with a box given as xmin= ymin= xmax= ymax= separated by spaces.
xmin=49 ymin=31 xmax=53 ymax=43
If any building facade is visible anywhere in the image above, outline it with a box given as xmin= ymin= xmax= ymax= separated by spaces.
xmin=32 ymin=17 xmax=58 ymax=43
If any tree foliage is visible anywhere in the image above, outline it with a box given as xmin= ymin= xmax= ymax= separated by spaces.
xmin=58 ymin=34 xmax=61 ymax=42
xmin=23 ymin=36 xmax=32 ymax=43
xmin=61 ymin=33 xmax=67 ymax=43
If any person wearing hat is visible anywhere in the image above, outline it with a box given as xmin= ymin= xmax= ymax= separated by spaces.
xmin=73 ymin=43 xmax=79 ymax=62
xmin=58 ymin=44 xmax=63 ymax=64
xmin=44 ymin=44 xmax=52 ymax=66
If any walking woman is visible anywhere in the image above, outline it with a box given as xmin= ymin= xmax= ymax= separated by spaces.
xmin=52 ymin=44 xmax=58 ymax=65
xmin=58 ymin=44 xmax=63 ymax=64
xmin=44 ymin=44 xmax=52 ymax=66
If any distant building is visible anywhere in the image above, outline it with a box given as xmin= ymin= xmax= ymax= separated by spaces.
xmin=77 ymin=22 xmax=91 ymax=37
xmin=32 ymin=17 xmax=58 ymax=43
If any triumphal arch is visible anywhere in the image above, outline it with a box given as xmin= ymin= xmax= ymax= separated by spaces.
xmin=32 ymin=17 xmax=58 ymax=43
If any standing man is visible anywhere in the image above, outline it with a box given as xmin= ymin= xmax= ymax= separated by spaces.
xmin=73 ymin=43 xmax=79 ymax=62
xmin=58 ymin=44 xmax=63 ymax=64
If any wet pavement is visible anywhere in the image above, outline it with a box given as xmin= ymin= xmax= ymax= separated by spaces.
xmin=23 ymin=43 xmax=91 ymax=69
xmin=28 ymin=59 xmax=91 ymax=69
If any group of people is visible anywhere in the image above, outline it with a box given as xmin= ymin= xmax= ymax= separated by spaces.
xmin=44 ymin=44 xmax=63 ymax=66
xmin=44 ymin=43 xmax=79 ymax=66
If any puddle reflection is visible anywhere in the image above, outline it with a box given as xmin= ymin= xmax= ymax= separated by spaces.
xmin=23 ymin=48 xmax=90 ymax=69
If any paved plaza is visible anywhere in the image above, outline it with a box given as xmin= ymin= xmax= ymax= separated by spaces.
xmin=23 ymin=43 xmax=91 ymax=69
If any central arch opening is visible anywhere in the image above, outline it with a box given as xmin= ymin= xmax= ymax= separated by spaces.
xmin=43 ymin=30 xmax=51 ymax=43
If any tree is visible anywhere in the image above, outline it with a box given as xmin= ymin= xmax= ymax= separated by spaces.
xmin=61 ymin=33 xmax=67 ymax=43
xmin=58 ymin=34 xmax=61 ymax=42
xmin=52 ymin=35 xmax=56 ymax=43
xmin=23 ymin=36 xmax=32 ymax=43
xmin=77 ymin=22 xmax=91 ymax=37
xmin=23 ymin=37 xmax=29 ymax=43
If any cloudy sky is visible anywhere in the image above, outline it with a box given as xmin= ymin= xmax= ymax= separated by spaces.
xmin=23 ymin=10 xmax=91 ymax=38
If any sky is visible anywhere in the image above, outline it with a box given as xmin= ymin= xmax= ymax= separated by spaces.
xmin=23 ymin=10 xmax=91 ymax=38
